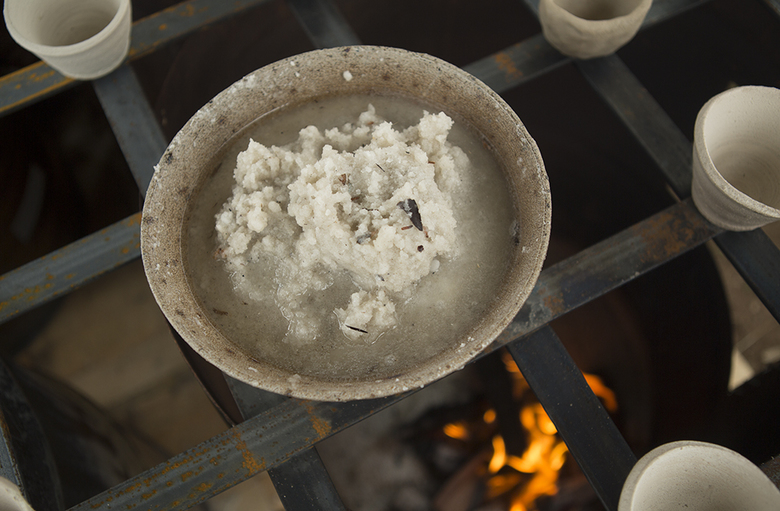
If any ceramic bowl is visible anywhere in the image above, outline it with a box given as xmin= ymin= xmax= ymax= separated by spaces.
xmin=691 ymin=85 xmax=780 ymax=231
xmin=539 ymin=0 xmax=652 ymax=59
xmin=3 ymin=0 xmax=131 ymax=80
xmin=141 ymin=46 xmax=551 ymax=401
xmin=619 ymin=441 xmax=780 ymax=511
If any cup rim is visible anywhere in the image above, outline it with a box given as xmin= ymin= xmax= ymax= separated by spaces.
xmin=3 ymin=0 xmax=131 ymax=57
xmin=693 ymin=85 xmax=780 ymax=220
xmin=543 ymin=0 xmax=652 ymax=25
xmin=619 ymin=440 xmax=780 ymax=511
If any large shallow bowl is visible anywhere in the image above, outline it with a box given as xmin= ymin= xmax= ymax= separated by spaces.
xmin=141 ymin=46 xmax=551 ymax=401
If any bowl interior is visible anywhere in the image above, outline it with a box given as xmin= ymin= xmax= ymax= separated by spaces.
xmin=141 ymin=46 xmax=551 ymax=401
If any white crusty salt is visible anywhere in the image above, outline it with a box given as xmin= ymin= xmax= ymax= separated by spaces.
xmin=215 ymin=105 xmax=469 ymax=344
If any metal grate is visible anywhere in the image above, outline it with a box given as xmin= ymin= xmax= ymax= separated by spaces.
xmin=2 ymin=0 xmax=779 ymax=509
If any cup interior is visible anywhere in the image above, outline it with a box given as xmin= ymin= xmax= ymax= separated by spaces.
xmin=621 ymin=442 xmax=780 ymax=511
xmin=702 ymin=88 xmax=780 ymax=210
xmin=9 ymin=0 xmax=121 ymax=47
xmin=554 ymin=0 xmax=644 ymax=20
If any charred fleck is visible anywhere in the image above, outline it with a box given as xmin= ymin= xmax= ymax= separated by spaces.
xmin=397 ymin=199 xmax=423 ymax=231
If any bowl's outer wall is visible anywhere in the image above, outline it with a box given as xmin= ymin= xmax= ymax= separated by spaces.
xmin=141 ymin=46 xmax=551 ymax=401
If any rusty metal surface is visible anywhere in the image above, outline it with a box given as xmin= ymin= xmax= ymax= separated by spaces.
xmin=65 ymin=197 xmax=721 ymax=511
xmin=0 ymin=0 xmax=274 ymax=117
xmin=228 ymin=375 xmax=347 ymax=510
xmin=577 ymin=56 xmax=694 ymax=198
xmin=495 ymin=199 xmax=722 ymax=347
xmin=92 ymin=65 xmax=168 ymax=194
xmin=577 ymin=55 xmax=780 ymax=325
xmin=1 ymin=0 xmax=777 ymax=509
xmin=0 ymin=0 xmax=718 ymax=354
xmin=286 ymin=0 xmax=361 ymax=48
xmin=0 ymin=214 xmax=141 ymax=325
xmin=68 ymin=394 xmax=399 ymax=511
xmin=463 ymin=34 xmax=569 ymax=94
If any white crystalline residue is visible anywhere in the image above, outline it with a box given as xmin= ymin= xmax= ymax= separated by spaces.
xmin=343 ymin=70 xmax=353 ymax=81
xmin=214 ymin=104 xmax=469 ymax=346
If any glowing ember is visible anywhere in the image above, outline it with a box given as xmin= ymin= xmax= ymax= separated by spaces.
xmin=443 ymin=421 xmax=471 ymax=441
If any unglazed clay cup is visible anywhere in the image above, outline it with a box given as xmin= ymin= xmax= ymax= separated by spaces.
xmin=691 ymin=85 xmax=780 ymax=231
xmin=3 ymin=0 xmax=131 ymax=80
xmin=619 ymin=441 xmax=780 ymax=511
xmin=141 ymin=46 xmax=552 ymax=402
xmin=0 ymin=477 xmax=35 ymax=511
xmin=538 ymin=0 xmax=652 ymax=59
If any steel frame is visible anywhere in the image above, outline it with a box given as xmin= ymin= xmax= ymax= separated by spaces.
xmin=1 ymin=0 xmax=779 ymax=509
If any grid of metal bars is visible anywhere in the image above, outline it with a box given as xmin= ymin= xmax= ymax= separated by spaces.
xmin=1 ymin=0 xmax=779 ymax=509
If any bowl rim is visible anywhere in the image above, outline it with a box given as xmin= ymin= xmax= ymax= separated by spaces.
xmin=141 ymin=45 xmax=551 ymax=401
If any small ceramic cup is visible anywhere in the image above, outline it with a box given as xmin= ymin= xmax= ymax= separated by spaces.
xmin=538 ymin=0 xmax=652 ymax=59
xmin=3 ymin=0 xmax=131 ymax=80
xmin=0 ymin=477 xmax=35 ymax=511
xmin=619 ymin=441 xmax=780 ymax=511
xmin=691 ymin=85 xmax=780 ymax=231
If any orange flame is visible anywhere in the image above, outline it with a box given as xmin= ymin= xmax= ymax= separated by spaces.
xmin=488 ymin=352 xmax=617 ymax=510
xmin=442 ymin=352 xmax=617 ymax=511
xmin=485 ymin=400 xmax=569 ymax=509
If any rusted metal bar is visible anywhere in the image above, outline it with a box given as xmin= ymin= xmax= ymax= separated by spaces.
xmin=717 ymin=229 xmax=780 ymax=322
xmin=226 ymin=377 xmax=347 ymax=510
xmin=467 ymin=0 xmax=713 ymax=95
xmin=92 ymin=64 xmax=168 ymax=194
xmin=0 ymin=0 xmax=714 ymax=118
xmin=463 ymin=34 xmax=568 ymax=94
xmin=0 ymin=0 xmax=274 ymax=117
xmin=576 ymin=56 xmax=693 ymax=198
xmin=0 ymin=214 xmax=141 ymax=325
xmin=0 ymin=0 xmax=730 ymax=329
xmin=494 ymin=199 xmax=721 ymax=347
xmin=68 ymin=394 xmax=399 ymax=511
xmin=577 ymin=55 xmax=780 ymax=324
xmin=286 ymin=0 xmax=361 ymax=48
xmin=269 ymin=449 xmax=347 ymax=511
xmin=508 ymin=326 xmax=637 ymax=511
xmin=64 ymin=199 xmax=720 ymax=511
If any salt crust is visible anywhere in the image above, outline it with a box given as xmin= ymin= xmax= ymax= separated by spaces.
xmin=215 ymin=105 xmax=468 ymax=344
